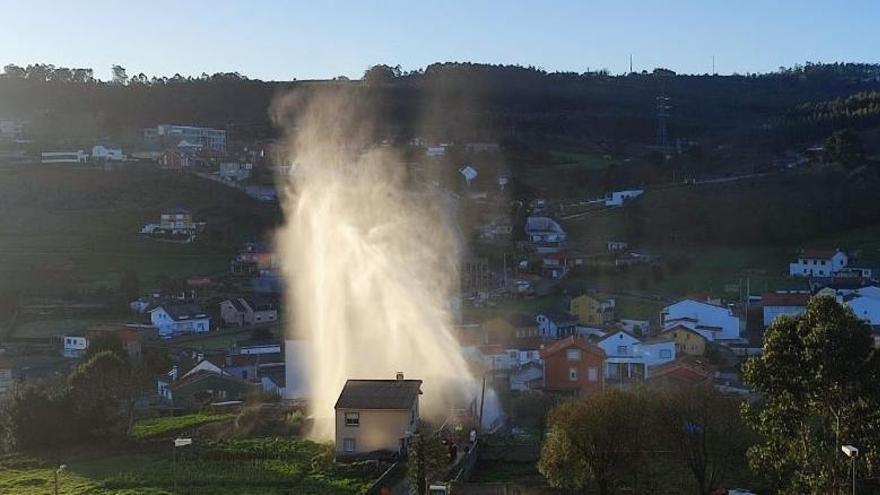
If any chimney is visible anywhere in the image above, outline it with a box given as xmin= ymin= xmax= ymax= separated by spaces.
xmin=396 ymin=371 xmax=404 ymax=381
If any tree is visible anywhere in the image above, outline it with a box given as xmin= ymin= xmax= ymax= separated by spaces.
xmin=111 ymin=64 xmax=128 ymax=85
xmin=0 ymin=381 xmax=76 ymax=453
xmin=742 ymin=296 xmax=880 ymax=494
xmin=539 ymin=391 xmax=649 ymax=495
xmin=825 ymin=129 xmax=865 ymax=168
xmin=362 ymin=64 xmax=401 ymax=85
xmin=2 ymin=64 xmax=25 ymax=78
xmin=657 ymin=387 xmax=752 ymax=494
xmin=71 ymin=68 xmax=94 ymax=83
xmin=68 ymin=351 xmax=148 ymax=438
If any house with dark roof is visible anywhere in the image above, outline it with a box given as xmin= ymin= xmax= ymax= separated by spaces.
xmin=540 ymin=337 xmax=606 ymax=397
xmin=220 ymin=295 xmax=278 ymax=327
xmin=789 ymin=248 xmax=848 ymax=277
xmin=149 ymin=303 xmax=210 ymax=338
xmin=536 ymin=311 xmax=579 ymax=338
xmin=167 ymin=370 xmax=257 ymax=409
xmin=334 ymin=373 xmax=422 ymax=459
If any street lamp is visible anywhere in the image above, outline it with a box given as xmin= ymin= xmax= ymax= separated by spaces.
xmin=53 ymin=464 xmax=67 ymax=495
xmin=842 ymin=445 xmax=858 ymax=495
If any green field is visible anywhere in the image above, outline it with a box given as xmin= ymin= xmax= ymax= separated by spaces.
xmin=549 ymin=150 xmax=614 ymax=171
xmin=0 ymin=438 xmax=375 ymax=495
xmin=0 ymin=165 xmax=279 ymax=295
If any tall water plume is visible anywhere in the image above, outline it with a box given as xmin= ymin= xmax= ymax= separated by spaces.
xmin=273 ymin=89 xmax=492 ymax=440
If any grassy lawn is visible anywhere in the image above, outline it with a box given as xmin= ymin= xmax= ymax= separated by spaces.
xmin=132 ymin=413 xmax=236 ymax=440
xmin=0 ymin=439 xmax=375 ymax=495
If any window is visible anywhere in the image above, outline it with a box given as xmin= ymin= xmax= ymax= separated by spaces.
xmin=566 ymin=348 xmax=581 ymax=361
xmin=568 ymin=367 xmax=577 ymax=381
xmin=617 ymin=345 xmax=628 ymax=355
xmin=660 ymin=349 xmax=672 ymax=359
xmin=588 ymin=367 xmax=599 ymax=382
xmin=344 ymin=412 xmax=360 ymax=427
xmin=343 ymin=438 xmax=356 ymax=453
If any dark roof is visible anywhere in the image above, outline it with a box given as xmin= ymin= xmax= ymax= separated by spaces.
xmin=334 ymin=379 xmax=423 ymax=410
xmin=242 ymin=294 xmax=276 ymax=312
xmin=801 ymin=249 xmax=838 ymax=259
xmin=226 ymin=298 xmax=247 ymax=313
xmin=540 ymin=311 xmax=578 ymax=324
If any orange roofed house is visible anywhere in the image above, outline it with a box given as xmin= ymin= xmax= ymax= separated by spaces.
xmin=540 ymin=336 xmax=606 ymax=397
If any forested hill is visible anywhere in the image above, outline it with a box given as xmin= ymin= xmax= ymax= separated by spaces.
xmin=2 ymin=61 xmax=880 ymax=149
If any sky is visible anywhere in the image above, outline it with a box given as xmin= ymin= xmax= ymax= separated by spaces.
xmin=2 ymin=0 xmax=879 ymax=81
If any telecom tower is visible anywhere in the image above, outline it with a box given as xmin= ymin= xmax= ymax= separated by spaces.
xmin=655 ymin=95 xmax=672 ymax=151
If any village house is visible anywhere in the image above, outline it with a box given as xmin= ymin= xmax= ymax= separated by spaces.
xmin=570 ymin=294 xmax=616 ymax=326
xmin=334 ymin=374 xmax=422 ymax=459
xmin=604 ymin=189 xmax=643 ymax=207
xmin=164 ymin=370 xmax=257 ymax=409
xmin=149 ymin=303 xmax=210 ymax=338
xmin=91 ymin=144 xmax=125 ymax=161
xmin=231 ymin=242 xmax=277 ymax=275
xmin=536 ymin=311 xmax=579 ymax=338
xmin=482 ymin=314 xmax=537 ymax=342
xmin=789 ymin=249 xmax=848 ymax=277
xmin=509 ymin=361 xmax=544 ymax=391
xmin=661 ymin=299 xmax=741 ymax=342
xmin=525 ymin=216 xmax=567 ymax=253
xmin=220 ymin=296 xmax=278 ymax=327
xmin=596 ymin=330 xmax=676 ymax=382
xmin=762 ymin=293 xmax=811 ymax=327
xmin=540 ymin=337 xmax=606 ymax=397
xmin=219 ymin=162 xmax=253 ymax=181
xmin=841 ymin=290 xmax=880 ymax=328
xmin=661 ymin=325 xmax=709 ymax=356
xmin=62 ymin=335 xmax=88 ymax=358
xmin=87 ymin=325 xmax=145 ymax=358
xmin=647 ymin=356 xmax=716 ymax=390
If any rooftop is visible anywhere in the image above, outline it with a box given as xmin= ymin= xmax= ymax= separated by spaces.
xmin=334 ymin=379 xmax=423 ymax=410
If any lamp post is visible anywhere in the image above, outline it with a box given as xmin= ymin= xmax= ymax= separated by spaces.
xmin=53 ymin=464 xmax=67 ymax=495
xmin=842 ymin=445 xmax=858 ymax=495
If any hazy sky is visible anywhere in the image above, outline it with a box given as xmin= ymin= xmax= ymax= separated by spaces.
xmin=2 ymin=0 xmax=878 ymax=81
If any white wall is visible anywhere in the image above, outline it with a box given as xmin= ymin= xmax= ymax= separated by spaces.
xmin=663 ymin=300 xmax=740 ymax=341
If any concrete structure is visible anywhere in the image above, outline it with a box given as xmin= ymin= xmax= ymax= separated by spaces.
xmin=145 ymin=124 xmax=227 ymax=152
xmin=0 ymin=353 xmax=13 ymax=398
xmin=149 ymin=303 xmax=210 ymax=338
xmin=509 ymin=361 xmax=543 ymax=391
xmin=334 ymin=375 xmax=422 ymax=458
xmin=540 ymin=336 xmax=606 ymax=397
xmin=762 ymin=293 xmax=811 ymax=327
xmin=219 ymin=162 xmax=253 ymax=181
xmin=789 ymin=249 xmax=848 ymax=278
xmin=661 ymin=299 xmax=741 ymax=341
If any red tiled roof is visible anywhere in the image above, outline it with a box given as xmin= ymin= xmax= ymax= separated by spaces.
xmin=802 ymin=249 xmax=837 ymax=259
xmin=762 ymin=293 xmax=811 ymax=307
xmin=540 ymin=336 xmax=606 ymax=359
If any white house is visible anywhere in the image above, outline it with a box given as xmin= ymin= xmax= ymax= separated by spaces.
xmin=789 ymin=249 xmax=848 ymax=277
xmin=597 ymin=330 xmax=675 ymax=380
xmin=604 ymin=189 xmax=644 ymax=207
xmin=426 ymin=145 xmax=447 ymax=157
xmin=536 ymin=311 xmax=579 ymax=338
xmin=661 ymin=299 xmax=741 ymax=341
xmin=91 ymin=145 xmax=125 ymax=161
xmin=149 ymin=303 xmax=210 ymax=338
xmin=525 ymin=216 xmax=567 ymax=253
xmin=762 ymin=293 xmax=810 ymax=327
xmin=62 ymin=335 xmax=89 ymax=358
xmin=844 ymin=295 xmax=880 ymax=327
xmin=219 ymin=162 xmax=253 ymax=181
